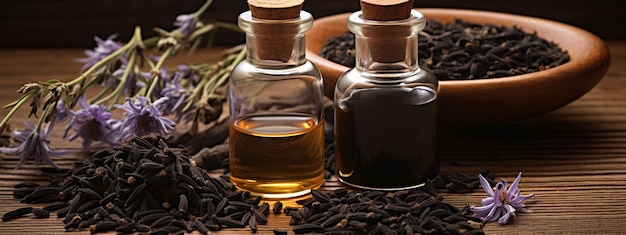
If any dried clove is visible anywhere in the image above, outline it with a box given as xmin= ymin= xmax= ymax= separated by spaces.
xmin=2 ymin=207 xmax=34 ymax=221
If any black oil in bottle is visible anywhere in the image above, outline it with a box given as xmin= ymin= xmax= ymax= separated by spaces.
xmin=334 ymin=7 xmax=440 ymax=190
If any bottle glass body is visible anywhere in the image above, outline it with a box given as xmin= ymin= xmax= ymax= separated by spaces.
xmin=228 ymin=11 xmax=325 ymax=198
xmin=334 ymin=10 xmax=439 ymax=190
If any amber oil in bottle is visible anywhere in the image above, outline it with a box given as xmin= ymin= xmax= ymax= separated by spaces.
xmin=229 ymin=115 xmax=324 ymax=197
xmin=228 ymin=9 xmax=325 ymax=198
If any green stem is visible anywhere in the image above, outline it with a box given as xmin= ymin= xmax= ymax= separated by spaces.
xmin=94 ymin=49 xmax=139 ymax=106
xmin=81 ymin=72 xmax=105 ymax=94
xmin=193 ymin=0 xmax=213 ymax=18
xmin=203 ymin=69 xmax=226 ymax=98
xmin=206 ymin=47 xmax=246 ymax=96
xmin=228 ymin=46 xmax=246 ymax=69
xmin=144 ymin=47 xmax=174 ymax=99
xmin=182 ymin=69 xmax=212 ymax=112
xmin=35 ymin=103 xmax=48 ymax=133
xmin=183 ymin=46 xmax=245 ymax=111
xmin=188 ymin=23 xmax=216 ymax=42
xmin=87 ymin=86 xmax=112 ymax=104
xmin=113 ymin=51 xmax=139 ymax=105
xmin=66 ymin=27 xmax=142 ymax=87
xmin=0 ymin=91 xmax=34 ymax=131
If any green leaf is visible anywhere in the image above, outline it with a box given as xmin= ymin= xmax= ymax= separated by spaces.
xmin=41 ymin=79 xmax=61 ymax=86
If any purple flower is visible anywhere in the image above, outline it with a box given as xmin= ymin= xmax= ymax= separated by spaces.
xmin=45 ymin=100 xmax=75 ymax=135
xmin=177 ymin=64 xmax=202 ymax=84
xmin=157 ymin=73 xmax=190 ymax=120
xmin=10 ymin=122 xmax=36 ymax=143
xmin=140 ymin=66 xmax=170 ymax=99
xmin=52 ymin=100 xmax=75 ymax=123
xmin=115 ymin=96 xmax=175 ymax=141
xmin=0 ymin=122 xmax=68 ymax=169
xmin=471 ymin=172 xmax=534 ymax=225
xmin=76 ymin=34 xmax=123 ymax=71
xmin=177 ymin=64 xmax=192 ymax=77
xmin=174 ymin=14 xmax=197 ymax=38
xmin=64 ymin=97 xmax=121 ymax=150
xmin=112 ymin=64 xmax=146 ymax=94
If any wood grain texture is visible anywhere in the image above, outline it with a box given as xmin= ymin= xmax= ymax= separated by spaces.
xmin=0 ymin=42 xmax=625 ymax=234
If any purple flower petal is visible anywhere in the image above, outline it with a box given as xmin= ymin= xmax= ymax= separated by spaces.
xmin=115 ymin=96 xmax=175 ymax=141
xmin=471 ymin=204 xmax=494 ymax=218
xmin=0 ymin=124 xmax=68 ymax=169
xmin=64 ymin=97 xmax=121 ymax=150
xmin=481 ymin=197 xmax=495 ymax=206
xmin=157 ymin=73 xmax=190 ymax=120
xmin=493 ymin=182 xmax=504 ymax=207
xmin=478 ymin=174 xmax=494 ymax=197
xmin=10 ymin=122 xmax=35 ymax=142
xmin=75 ymin=34 xmax=123 ymax=71
xmin=0 ymin=145 xmax=21 ymax=155
xmin=174 ymin=14 xmax=197 ymax=38
xmin=471 ymin=172 xmax=534 ymax=225
xmin=500 ymin=204 xmax=517 ymax=224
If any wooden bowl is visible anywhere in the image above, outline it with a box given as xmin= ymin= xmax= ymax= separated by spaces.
xmin=306 ymin=8 xmax=611 ymax=126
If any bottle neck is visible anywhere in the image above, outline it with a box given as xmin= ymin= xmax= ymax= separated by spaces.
xmin=245 ymin=31 xmax=307 ymax=67
xmin=239 ymin=11 xmax=313 ymax=67
xmin=348 ymin=10 xmax=425 ymax=76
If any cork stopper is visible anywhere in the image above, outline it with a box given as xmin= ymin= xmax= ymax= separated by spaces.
xmin=358 ymin=0 xmax=414 ymax=63
xmin=360 ymin=0 xmax=414 ymax=21
xmin=249 ymin=0 xmax=303 ymax=20
xmin=247 ymin=0 xmax=304 ymax=61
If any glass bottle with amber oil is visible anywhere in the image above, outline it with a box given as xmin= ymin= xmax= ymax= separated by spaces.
xmin=228 ymin=3 xmax=325 ymax=198
xmin=334 ymin=1 xmax=439 ymax=190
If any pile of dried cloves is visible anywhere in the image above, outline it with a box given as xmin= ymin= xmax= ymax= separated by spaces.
xmin=277 ymin=183 xmax=485 ymax=235
xmin=6 ymin=137 xmax=269 ymax=234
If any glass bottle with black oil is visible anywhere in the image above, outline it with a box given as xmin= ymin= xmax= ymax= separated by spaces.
xmin=334 ymin=1 xmax=439 ymax=190
xmin=228 ymin=2 xmax=325 ymax=198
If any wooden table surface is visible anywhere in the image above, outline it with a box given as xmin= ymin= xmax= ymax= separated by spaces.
xmin=0 ymin=41 xmax=625 ymax=234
